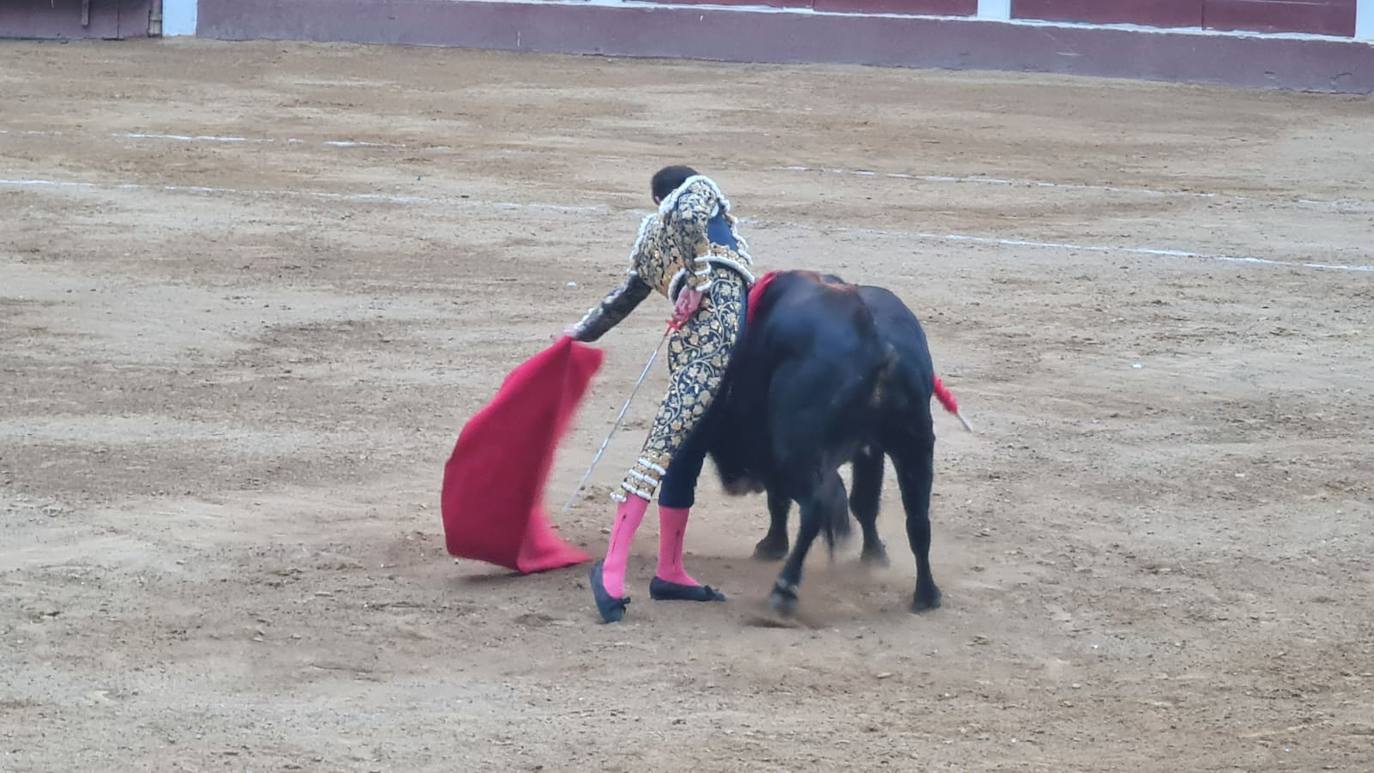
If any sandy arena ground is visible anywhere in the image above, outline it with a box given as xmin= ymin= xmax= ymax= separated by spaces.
xmin=2 ymin=39 xmax=1372 ymax=772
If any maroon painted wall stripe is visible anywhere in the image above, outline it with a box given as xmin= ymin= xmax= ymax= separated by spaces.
xmin=811 ymin=0 xmax=976 ymax=14
xmin=652 ymin=0 xmax=814 ymax=8
xmin=1014 ymin=0 xmax=1203 ymax=28
xmin=621 ymin=0 xmax=978 ymax=12
xmin=1203 ymin=0 xmax=1356 ymax=37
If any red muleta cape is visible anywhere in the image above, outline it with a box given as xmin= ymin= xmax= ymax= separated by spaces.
xmin=440 ymin=336 xmax=602 ymax=574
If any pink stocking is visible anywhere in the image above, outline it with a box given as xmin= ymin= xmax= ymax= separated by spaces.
xmin=600 ymin=495 xmax=648 ymax=598
xmin=656 ymin=506 xmax=699 ymax=587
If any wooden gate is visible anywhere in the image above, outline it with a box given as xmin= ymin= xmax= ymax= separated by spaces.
xmin=0 ymin=0 xmax=157 ymax=40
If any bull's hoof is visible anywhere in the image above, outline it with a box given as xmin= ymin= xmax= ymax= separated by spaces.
xmin=769 ymin=581 xmax=799 ymax=617
xmin=860 ymin=541 xmax=890 ymax=567
xmin=911 ymin=584 xmax=943 ymax=613
xmin=753 ymin=535 xmax=789 ymax=562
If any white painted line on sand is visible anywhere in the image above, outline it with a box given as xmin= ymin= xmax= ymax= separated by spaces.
xmin=776 ymin=164 xmax=1218 ymax=199
xmin=4 ymin=175 xmax=1369 ymax=274
xmin=113 ymin=132 xmax=409 ymax=149
xmin=6 ymin=127 xmax=1370 ymax=212
xmin=0 ymin=177 xmax=605 ymax=213
xmin=840 ymin=225 xmax=1374 ymax=273
xmin=321 ymin=140 xmax=407 ymax=148
xmin=741 ymin=216 xmax=1374 ymax=273
xmin=114 ymin=132 xmax=268 ymax=144
xmin=2 ymin=128 xmax=410 ymax=149
xmin=774 ymin=165 xmax=1374 ymax=213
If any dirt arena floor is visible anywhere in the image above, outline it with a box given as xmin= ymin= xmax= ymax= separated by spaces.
xmin=2 ymin=38 xmax=1372 ymax=772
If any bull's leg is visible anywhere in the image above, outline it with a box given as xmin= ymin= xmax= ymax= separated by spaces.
xmin=891 ymin=428 xmax=941 ymax=612
xmin=754 ymin=487 xmax=791 ymax=561
xmin=849 ymin=446 xmax=889 ymax=566
xmin=770 ymin=470 xmax=846 ymax=616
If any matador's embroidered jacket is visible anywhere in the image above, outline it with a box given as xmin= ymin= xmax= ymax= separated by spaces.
xmin=571 ymin=176 xmax=756 ymax=342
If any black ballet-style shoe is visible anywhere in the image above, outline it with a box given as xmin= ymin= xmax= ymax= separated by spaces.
xmin=649 ymin=576 xmax=727 ymax=603
xmin=590 ymin=560 xmax=630 ymax=623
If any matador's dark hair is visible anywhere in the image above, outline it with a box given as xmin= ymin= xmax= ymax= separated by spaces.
xmin=651 ymin=165 xmax=700 ymax=202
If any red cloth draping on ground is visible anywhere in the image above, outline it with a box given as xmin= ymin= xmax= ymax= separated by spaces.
xmin=441 ymin=336 xmax=603 ymax=574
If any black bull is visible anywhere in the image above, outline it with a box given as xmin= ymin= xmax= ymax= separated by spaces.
xmin=701 ymin=270 xmax=945 ymax=616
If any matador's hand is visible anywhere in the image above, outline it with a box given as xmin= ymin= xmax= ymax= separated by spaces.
xmin=673 ymin=288 xmax=704 ymax=326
